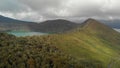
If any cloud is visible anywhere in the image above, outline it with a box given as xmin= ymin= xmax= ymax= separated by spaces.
xmin=0 ymin=0 xmax=27 ymax=13
xmin=0 ymin=0 xmax=120 ymax=22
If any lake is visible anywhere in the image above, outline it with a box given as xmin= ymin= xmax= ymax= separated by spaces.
xmin=7 ymin=31 xmax=48 ymax=37
xmin=7 ymin=28 xmax=120 ymax=37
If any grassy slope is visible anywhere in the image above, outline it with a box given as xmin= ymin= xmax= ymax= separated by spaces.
xmin=27 ymin=19 xmax=120 ymax=68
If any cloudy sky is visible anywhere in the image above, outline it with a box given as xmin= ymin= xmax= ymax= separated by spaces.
xmin=0 ymin=0 xmax=120 ymax=22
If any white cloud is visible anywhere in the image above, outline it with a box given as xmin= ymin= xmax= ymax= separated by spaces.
xmin=0 ymin=0 xmax=120 ymax=22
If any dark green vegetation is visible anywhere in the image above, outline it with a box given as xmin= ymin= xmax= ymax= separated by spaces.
xmin=0 ymin=18 xmax=120 ymax=68
xmin=0 ymin=33 xmax=81 ymax=68
xmin=0 ymin=15 xmax=79 ymax=33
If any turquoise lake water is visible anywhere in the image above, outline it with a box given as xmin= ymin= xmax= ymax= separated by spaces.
xmin=6 ymin=28 xmax=120 ymax=37
xmin=7 ymin=31 xmax=48 ymax=37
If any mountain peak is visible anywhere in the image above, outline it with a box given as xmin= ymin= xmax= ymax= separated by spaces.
xmin=82 ymin=18 xmax=105 ymax=28
xmin=84 ymin=18 xmax=100 ymax=25
xmin=86 ymin=18 xmax=96 ymax=22
xmin=79 ymin=18 xmax=101 ymax=29
xmin=42 ymin=19 xmax=74 ymax=24
xmin=79 ymin=18 xmax=119 ymax=35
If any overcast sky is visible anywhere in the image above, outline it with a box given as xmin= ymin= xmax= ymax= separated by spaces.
xmin=0 ymin=0 xmax=120 ymax=22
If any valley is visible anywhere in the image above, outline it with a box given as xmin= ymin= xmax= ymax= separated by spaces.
xmin=0 ymin=18 xmax=120 ymax=68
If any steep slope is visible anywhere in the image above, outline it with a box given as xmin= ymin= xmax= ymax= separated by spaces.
xmin=82 ymin=19 xmax=120 ymax=48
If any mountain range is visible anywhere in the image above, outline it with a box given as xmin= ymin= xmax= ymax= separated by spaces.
xmin=0 ymin=15 xmax=79 ymax=33
xmin=1 ymin=15 xmax=120 ymax=33
xmin=1 ymin=17 xmax=120 ymax=68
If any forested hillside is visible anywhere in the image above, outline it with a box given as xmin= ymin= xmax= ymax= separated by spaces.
xmin=0 ymin=33 xmax=82 ymax=68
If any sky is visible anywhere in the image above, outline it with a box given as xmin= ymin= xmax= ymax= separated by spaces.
xmin=0 ymin=0 xmax=120 ymax=22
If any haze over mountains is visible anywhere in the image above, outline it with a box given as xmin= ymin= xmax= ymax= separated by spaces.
xmin=101 ymin=20 xmax=120 ymax=29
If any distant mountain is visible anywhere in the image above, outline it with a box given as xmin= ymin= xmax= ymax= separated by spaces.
xmin=0 ymin=15 xmax=80 ymax=33
xmin=0 ymin=15 xmax=34 ymax=31
xmin=30 ymin=19 xmax=80 ymax=33
xmin=101 ymin=20 xmax=120 ymax=29
xmin=0 ymin=15 xmax=30 ymax=23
